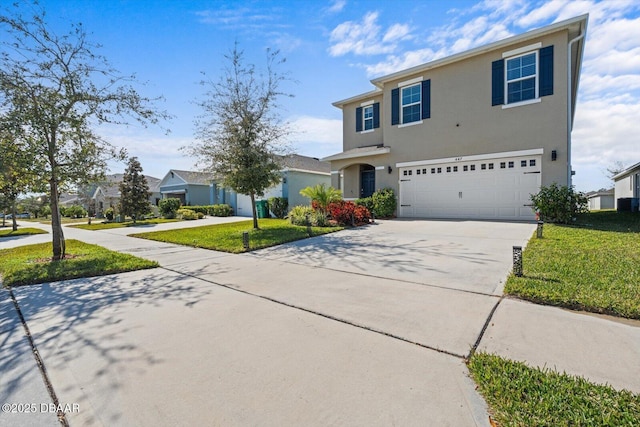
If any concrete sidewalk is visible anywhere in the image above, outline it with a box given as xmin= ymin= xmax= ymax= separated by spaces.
xmin=2 ymin=218 xmax=639 ymax=425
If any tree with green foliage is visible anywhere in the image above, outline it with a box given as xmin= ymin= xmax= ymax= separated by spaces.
xmin=187 ymin=44 xmax=291 ymax=230
xmin=0 ymin=115 xmax=38 ymax=231
xmin=300 ymin=183 xmax=342 ymax=214
xmin=0 ymin=4 xmax=167 ymax=259
xmin=119 ymin=157 xmax=151 ymax=223
xmin=530 ymin=183 xmax=589 ymax=224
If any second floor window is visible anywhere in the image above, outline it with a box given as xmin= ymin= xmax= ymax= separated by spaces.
xmin=506 ymin=52 xmax=537 ymax=104
xmin=401 ymin=84 xmax=421 ymax=124
xmin=363 ymin=105 xmax=374 ymax=130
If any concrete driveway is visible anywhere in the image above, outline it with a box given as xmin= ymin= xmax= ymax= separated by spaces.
xmin=4 ymin=218 xmax=638 ymax=426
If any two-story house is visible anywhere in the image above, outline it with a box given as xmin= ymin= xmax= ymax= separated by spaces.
xmin=323 ymin=14 xmax=588 ymax=220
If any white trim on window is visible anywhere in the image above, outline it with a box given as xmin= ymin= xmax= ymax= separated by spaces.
xmin=375 ymin=166 xmax=385 ymax=170
xmin=502 ymin=42 xmax=542 ymax=59
xmin=398 ymin=120 xmax=423 ymax=128
xmin=501 ymin=97 xmax=541 ymax=109
xmin=400 ymin=83 xmax=422 ymax=124
xmin=398 ymin=76 xmax=423 ymax=88
xmin=359 ymin=129 xmax=374 ymax=134
xmin=360 ymin=100 xmax=374 ymax=107
xmin=504 ymin=49 xmax=539 ymax=105
xmin=363 ymin=104 xmax=374 ymax=131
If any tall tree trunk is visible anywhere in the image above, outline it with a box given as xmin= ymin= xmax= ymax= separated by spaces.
xmin=250 ymin=192 xmax=259 ymax=230
xmin=11 ymin=199 xmax=17 ymax=231
xmin=50 ymin=180 xmax=65 ymax=261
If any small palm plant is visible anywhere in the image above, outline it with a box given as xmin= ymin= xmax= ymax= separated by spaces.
xmin=299 ymin=184 xmax=342 ymax=214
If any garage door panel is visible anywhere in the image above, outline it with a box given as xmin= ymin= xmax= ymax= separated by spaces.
xmin=399 ymin=154 xmax=541 ymax=220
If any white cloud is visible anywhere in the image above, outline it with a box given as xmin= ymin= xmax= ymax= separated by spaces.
xmin=328 ymin=0 xmax=347 ymax=14
xmin=328 ymin=11 xmax=412 ymax=57
xmin=517 ymin=0 xmax=569 ymax=27
xmin=287 ymin=115 xmax=343 ymax=158
xmin=572 ymin=97 xmax=640 ymax=191
xmin=382 ymin=23 xmax=412 ymax=43
xmin=288 ymin=115 xmax=342 ymax=145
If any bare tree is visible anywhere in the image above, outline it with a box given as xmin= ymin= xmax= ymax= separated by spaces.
xmin=186 ymin=44 xmax=292 ymax=229
xmin=0 ymin=3 xmax=168 ymax=259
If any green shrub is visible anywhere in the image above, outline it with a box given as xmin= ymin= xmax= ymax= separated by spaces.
xmin=104 ymin=207 xmax=115 ymax=221
xmin=372 ymin=188 xmax=397 ymax=218
xmin=211 ymin=204 xmax=233 ymax=217
xmin=355 ymin=196 xmax=374 ymax=212
xmin=268 ymin=197 xmax=288 ymax=219
xmin=288 ymin=205 xmax=330 ymax=226
xmin=159 ymin=198 xmax=181 ymax=219
xmin=62 ymin=205 xmax=86 ymax=218
xmin=530 ymin=183 xmax=588 ymax=224
xmin=177 ymin=208 xmax=199 ymax=220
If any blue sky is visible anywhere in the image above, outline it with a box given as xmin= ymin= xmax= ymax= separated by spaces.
xmin=29 ymin=0 xmax=640 ymax=192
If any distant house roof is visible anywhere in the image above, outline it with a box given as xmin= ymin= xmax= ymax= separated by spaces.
xmin=95 ymin=173 xmax=161 ymax=198
xmin=169 ymin=170 xmax=216 ymax=185
xmin=587 ymin=189 xmax=614 ymax=198
xmin=612 ymin=161 xmax=640 ymax=180
xmin=280 ymin=154 xmax=330 ymax=174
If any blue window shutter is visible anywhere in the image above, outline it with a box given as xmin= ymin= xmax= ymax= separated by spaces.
xmin=421 ymin=79 xmax=431 ymax=119
xmin=491 ymin=59 xmax=504 ymax=106
xmin=391 ymin=88 xmax=400 ymax=125
xmin=373 ymin=102 xmax=380 ymax=128
xmin=355 ymin=107 xmax=363 ymax=132
xmin=539 ymin=45 xmax=554 ymax=97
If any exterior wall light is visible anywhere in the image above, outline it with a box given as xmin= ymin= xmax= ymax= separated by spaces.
xmin=388 ymin=165 xmax=392 ymax=174
xmin=551 ymin=150 xmax=557 ymax=161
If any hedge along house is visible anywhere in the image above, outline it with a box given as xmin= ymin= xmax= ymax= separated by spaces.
xmin=323 ymin=15 xmax=588 ymax=221
xmin=235 ymin=154 xmax=331 ymax=217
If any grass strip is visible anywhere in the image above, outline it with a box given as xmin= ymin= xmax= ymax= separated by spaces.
xmin=0 ymin=227 xmax=48 ymax=238
xmin=505 ymin=211 xmax=640 ymax=319
xmin=71 ymin=218 xmax=179 ymax=230
xmin=469 ymin=353 xmax=640 ymax=426
xmin=0 ymin=239 xmax=158 ymax=287
xmin=131 ymin=218 xmax=344 ymax=253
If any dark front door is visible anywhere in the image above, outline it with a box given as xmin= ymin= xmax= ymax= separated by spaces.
xmin=360 ymin=165 xmax=375 ymax=198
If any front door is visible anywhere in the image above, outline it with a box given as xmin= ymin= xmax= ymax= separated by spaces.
xmin=360 ymin=166 xmax=375 ymax=198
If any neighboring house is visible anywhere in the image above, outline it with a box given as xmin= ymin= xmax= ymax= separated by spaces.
xmin=322 ymin=15 xmax=588 ymax=221
xmin=159 ymin=155 xmax=330 ymax=217
xmin=158 ymin=170 xmax=223 ymax=206
xmin=586 ymin=189 xmax=614 ymax=210
xmin=613 ymin=161 xmax=640 ymax=211
xmin=235 ymin=154 xmax=331 ymax=217
xmin=92 ymin=174 xmax=161 ymax=214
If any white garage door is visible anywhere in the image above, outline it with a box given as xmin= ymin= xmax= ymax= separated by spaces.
xmin=399 ymin=153 xmax=541 ymax=220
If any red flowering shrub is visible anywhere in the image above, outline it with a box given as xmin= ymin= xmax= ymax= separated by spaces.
xmin=327 ymin=201 xmax=371 ymax=226
xmin=311 ymin=200 xmax=321 ymax=211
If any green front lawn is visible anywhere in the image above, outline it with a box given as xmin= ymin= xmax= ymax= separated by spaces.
xmin=131 ymin=219 xmax=344 ymax=253
xmin=0 ymin=240 xmax=158 ymax=287
xmin=505 ymin=211 xmax=640 ymax=319
xmin=469 ymin=353 xmax=640 ymax=426
xmin=71 ymin=218 xmax=180 ymax=230
xmin=0 ymin=227 xmax=48 ymax=238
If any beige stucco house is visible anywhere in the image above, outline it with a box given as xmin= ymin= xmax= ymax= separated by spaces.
xmin=323 ymin=15 xmax=588 ymax=221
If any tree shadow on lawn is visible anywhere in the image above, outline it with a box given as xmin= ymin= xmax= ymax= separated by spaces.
xmin=8 ymin=269 xmax=212 ymax=425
